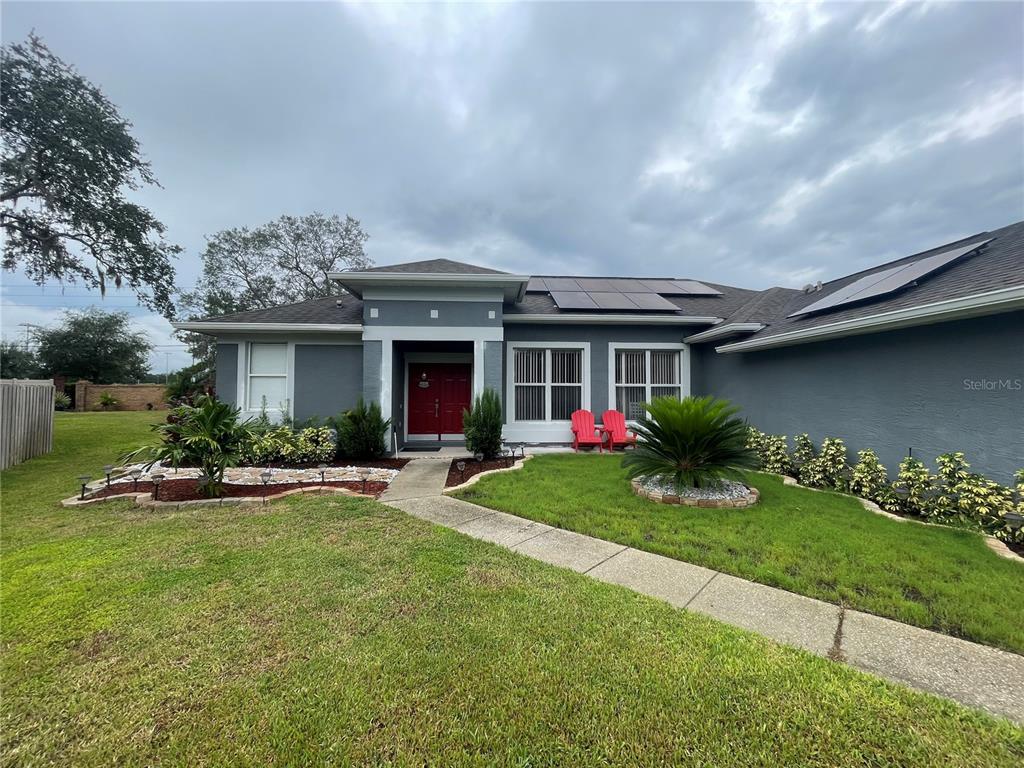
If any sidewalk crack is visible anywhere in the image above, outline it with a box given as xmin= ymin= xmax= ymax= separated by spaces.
xmin=828 ymin=605 xmax=846 ymax=662
xmin=683 ymin=572 xmax=719 ymax=609
xmin=583 ymin=545 xmax=629 ymax=574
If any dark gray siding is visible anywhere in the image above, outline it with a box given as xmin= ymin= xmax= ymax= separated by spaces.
xmin=215 ymin=343 xmax=238 ymax=406
xmin=483 ymin=341 xmax=503 ymax=396
xmin=364 ymin=299 xmax=502 ymax=327
xmin=293 ymin=344 xmax=363 ymax=423
xmin=362 ymin=340 xmax=382 ymax=405
xmin=692 ymin=312 xmax=1024 ymax=483
xmin=504 ymin=324 xmax=698 ymax=419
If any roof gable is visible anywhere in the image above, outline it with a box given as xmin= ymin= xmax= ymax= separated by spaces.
xmin=360 ymin=258 xmax=508 ymax=275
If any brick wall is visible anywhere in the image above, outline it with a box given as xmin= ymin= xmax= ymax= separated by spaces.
xmin=74 ymin=381 xmax=169 ymax=412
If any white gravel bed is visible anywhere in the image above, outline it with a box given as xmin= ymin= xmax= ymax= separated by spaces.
xmin=638 ymin=476 xmax=750 ymax=500
xmin=97 ymin=462 xmax=400 ymax=488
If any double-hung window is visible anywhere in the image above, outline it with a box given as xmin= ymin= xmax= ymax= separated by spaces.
xmin=512 ymin=346 xmax=584 ymax=421
xmin=247 ymin=343 xmax=288 ymax=410
xmin=613 ymin=347 xmax=682 ymax=420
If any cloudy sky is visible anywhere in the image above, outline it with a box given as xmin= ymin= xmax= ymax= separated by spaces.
xmin=2 ymin=1 xmax=1022 ymax=371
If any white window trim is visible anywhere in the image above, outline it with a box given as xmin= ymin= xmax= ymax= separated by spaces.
xmin=606 ymin=342 xmax=690 ymax=421
xmin=505 ymin=341 xmax=590 ymax=424
xmin=237 ymin=341 xmax=295 ymax=420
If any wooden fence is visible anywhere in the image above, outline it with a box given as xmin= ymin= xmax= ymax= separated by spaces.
xmin=1 ymin=379 xmax=55 ymax=470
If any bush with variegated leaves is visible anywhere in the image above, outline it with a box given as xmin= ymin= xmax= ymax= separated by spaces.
xmin=850 ymin=449 xmax=892 ymax=505
xmin=799 ymin=437 xmax=849 ymax=491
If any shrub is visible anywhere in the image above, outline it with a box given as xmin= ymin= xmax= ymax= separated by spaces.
xmin=622 ymin=395 xmax=759 ymax=491
xmin=747 ymin=427 xmax=765 ymax=455
xmin=463 ymin=388 xmax=503 ymax=459
xmin=793 ymin=433 xmax=816 ymax=469
xmin=98 ymin=391 xmax=118 ymax=410
xmin=123 ymin=395 xmax=253 ymax=497
xmin=294 ymin=427 xmax=336 ymax=464
xmin=53 ymin=391 xmax=71 ymax=411
xmin=883 ymin=457 xmax=934 ymax=516
xmin=799 ymin=437 xmax=849 ymax=491
xmin=241 ymin=427 xmax=298 ymax=466
xmin=758 ymin=433 xmax=793 ymax=476
xmin=850 ymin=449 xmax=892 ymax=504
xmin=334 ymin=398 xmax=390 ymax=459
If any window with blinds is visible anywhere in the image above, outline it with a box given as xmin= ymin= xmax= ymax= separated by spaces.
xmin=614 ymin=348 xmax=681 ymax=419
xmin=513 ymin=347 xmax=583 ymax=420
xmin=248 ymin=343 xmax=288 ymax=410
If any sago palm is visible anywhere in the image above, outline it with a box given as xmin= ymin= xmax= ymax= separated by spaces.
xmin=622 ymin=396 xmax=759 ymax=491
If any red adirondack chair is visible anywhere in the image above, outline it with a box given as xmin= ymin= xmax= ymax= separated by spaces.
xmin=601 ymin=410 xmax=638 ymax=451
xmin=570 ymin=410 xmax=603 ymax=453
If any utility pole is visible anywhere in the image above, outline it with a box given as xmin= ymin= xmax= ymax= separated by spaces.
xmin=17 ymin=323 xmax=42 ymax=350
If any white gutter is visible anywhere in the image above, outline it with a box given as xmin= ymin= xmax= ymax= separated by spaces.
xmin=715 ymin=285 xmax=1024 ymax=353
xmin=684 ymin=322 xmax=765 ymax=343
xmin=172 ymin=322 xmax=363 ymax=333
xmin=504 ymin=314 xmax=721 ymax=325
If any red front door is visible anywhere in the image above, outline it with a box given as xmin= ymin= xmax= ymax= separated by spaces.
xmin=407 ymin=363 xmax=472 ymax=439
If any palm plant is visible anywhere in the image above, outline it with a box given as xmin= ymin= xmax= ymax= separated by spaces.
xmin=122 ymin=395 xmax=253 ymax=497
xmin=622 ymin=396 xmax=759 ymax=491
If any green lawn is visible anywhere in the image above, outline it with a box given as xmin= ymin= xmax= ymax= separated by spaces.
xmin=2 ymin=414 xmax=1022 ymax=765
xmin=456 ymin=453 xmax=1024 ymax=654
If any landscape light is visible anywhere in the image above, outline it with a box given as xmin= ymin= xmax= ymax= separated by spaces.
xmin=151 ymin=474 xmax=165 ymax=501
xmin=102 ymin=464 xmax=114 ymax=487
xmin=129 ymin=468 xmax=143 ymax=491
xmin=317 ymin=463 xmax=328 ymax=485
xmin=77 ymin=474 xmax=92 ymax=500
xmin=456 ymin=461 xmax=466 ymax=482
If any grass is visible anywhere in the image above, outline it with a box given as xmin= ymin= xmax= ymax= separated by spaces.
xmin=456 ymin=453 xmax=1024 ymax=654
xmin=0 ymin=414 xmax=1021 ymax=765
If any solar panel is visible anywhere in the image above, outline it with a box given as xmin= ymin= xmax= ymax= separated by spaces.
xmin=576 ymin=277 xmax=617 ymax=292
xmin=670 ymin=280 xmax=723 ymax=296
xmin=589 ymin=292 xmax=640 ymax=310
xmin=526 ymin=277 xmax=548 ymax=292
xmin=788 ymin=238 xmax=992 ymax=317
xmin=545 ymin=277 xmax=582 ymax=291
xmin=636 ymin=279 xmax=681 ymax=294
xmin=626 ymin=293 xmax=679 ymax=310
xmin=550 ymin=291 xmax=598 ymax=310
xmin=607 ymin=278 xmax=643 ymax=292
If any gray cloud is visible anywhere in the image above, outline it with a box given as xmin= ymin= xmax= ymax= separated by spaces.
xmin=2 ymin=1 xmax=1022 ymax=368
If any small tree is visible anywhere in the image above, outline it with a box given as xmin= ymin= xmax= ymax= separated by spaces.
xmin=334 ymin=398 xmax=390 ymax=459
xmin=34 ymin=308 xmax=152 ymax=383
xmin=0 ymin=341 xmax=41 ymax=378
xmin=463 ymin=388 xmax=503 ymax=459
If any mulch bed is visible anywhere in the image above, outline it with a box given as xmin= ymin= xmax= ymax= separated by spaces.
xmin=156 ymin=458 xmax=410 ymax=471
xmin=86 ymin=478 xmax=389 ymax=502
xmin=445 ymin=457 xmax=517 ymax=488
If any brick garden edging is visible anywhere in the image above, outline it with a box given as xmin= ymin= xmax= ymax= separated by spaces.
xmin=60 ymin=484 xmax=374 ymax=511
xmin=630 ymin=478 xmax=759 ymax=508
xmin=443 ymin=455 xmax=533 ymax=494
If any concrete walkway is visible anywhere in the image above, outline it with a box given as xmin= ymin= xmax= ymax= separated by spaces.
xmin=381 ymin=465 xmax=1024 ymax=724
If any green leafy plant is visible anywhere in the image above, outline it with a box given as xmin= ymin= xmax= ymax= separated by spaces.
xmin=98 ymin=392 xmax=119 ymax=410
xmin=792 ymin=433 xmax=816 ymax=469
xmin=53 ymin=391 xmax=71 ymax=411
xmin=463 ymin=388 xmax=503 ymax=460
xmin=123 ymin=395 xmax=253 ymax=497
xmin=747 ymin=429 xmax=792 ymax=476
xmin=799 ymin=437 xmax=849 ymax=491
xmin=294 ymin=427 xmax=336 ymax=464
xmin=241 ymin=427 xmax=298 ymax=466
xmin=850 ymin=449 xmax=892 ymax=505
xmin=883 ymin=457 xmax=935 ymax=516
xmin=622 ymin=395 xmax=759 ymax=491
xmin=334 ymin=398 xmax=390 ymax=460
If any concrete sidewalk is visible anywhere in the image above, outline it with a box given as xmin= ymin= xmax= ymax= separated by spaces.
xmin=384 ymin=486 xmax=1024 ymax=724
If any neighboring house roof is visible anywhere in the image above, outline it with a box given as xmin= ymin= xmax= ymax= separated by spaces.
xmin=357 ymin=258 xmax=509 ymax=275
xmin=712 ymin=220 xmax=1024 ymax=353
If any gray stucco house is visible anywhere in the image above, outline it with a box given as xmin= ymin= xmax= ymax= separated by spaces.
xmin=176 ymin=220 xmax=1024 ymax=482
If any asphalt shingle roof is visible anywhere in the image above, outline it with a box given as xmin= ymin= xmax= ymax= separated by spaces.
xmin=358 ymin=258 xmax=509 ymax=275
xmin=726 ymin=220 xmax=1024 ymax=345
xmin=188 ymin=220 xmax=1024 ymax=334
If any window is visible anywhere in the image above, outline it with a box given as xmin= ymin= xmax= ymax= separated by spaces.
xmin=513 ymin=347 xmax=583 ymax=420
xmin=614 ymin=348 xmax=681 ymax=419
xmin=248 ymin=343 xmax=287 ymax=410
